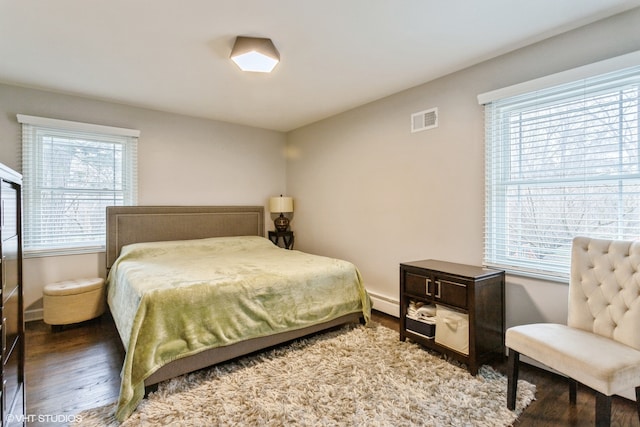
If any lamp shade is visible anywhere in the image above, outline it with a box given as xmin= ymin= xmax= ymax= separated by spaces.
xmin=269 ymin=196 xmax=293 ymax=213
xmin=230 ymin=36 xmax=280 ymax=73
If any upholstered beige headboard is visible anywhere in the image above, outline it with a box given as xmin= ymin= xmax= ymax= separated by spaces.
xmin=106 ymin=205 xmax=264 ymax=270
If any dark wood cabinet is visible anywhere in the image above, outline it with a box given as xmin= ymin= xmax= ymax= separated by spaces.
xmin=400 ymin=259 xmax=505 ymax=375
xmin=0 ymin=163 xmax=24 ymax=425
xmin=268 ymin=230 xmax=294 ymax=249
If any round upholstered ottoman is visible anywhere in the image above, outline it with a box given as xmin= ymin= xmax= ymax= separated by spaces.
xmin=43 ymin=278 xmax=106 ymax=328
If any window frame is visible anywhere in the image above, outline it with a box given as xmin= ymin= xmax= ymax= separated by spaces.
xmin=18 ymin=115 xmax=139 ymax=257
xmin=479 ymin=53 xmax=640 ymax=281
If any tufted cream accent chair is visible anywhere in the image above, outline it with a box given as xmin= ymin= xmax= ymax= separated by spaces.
xmin=506 ymin=236 xmax=640 ymax=426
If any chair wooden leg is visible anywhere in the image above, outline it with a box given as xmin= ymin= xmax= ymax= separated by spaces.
xmin=569 ymin=378 xmax=577 ymax=404
xmin=594 ymin=391 xmax=611 ymax=427
xmin=636 ymin=386 xmax=640 ymax=423
xmin=507 ymin=348 xmax=519 ymax=410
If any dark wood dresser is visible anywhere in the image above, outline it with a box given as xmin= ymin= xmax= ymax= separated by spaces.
xmin=0 ymin=163 xmax=25 ymax=425
xmin=400 ymin=259 xmax=505 ymax=375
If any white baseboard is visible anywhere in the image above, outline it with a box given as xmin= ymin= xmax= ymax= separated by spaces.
xmin=368 ymin=291 xmax=399 ymax=318
xmin=25 ymin=308 xmax=43 ymax=322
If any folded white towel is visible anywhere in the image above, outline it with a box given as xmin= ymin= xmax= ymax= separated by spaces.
xmin=408 ymin=301 xmax=436 ymax=319
xmin=416 ymin=305 xmax=436 ymax=318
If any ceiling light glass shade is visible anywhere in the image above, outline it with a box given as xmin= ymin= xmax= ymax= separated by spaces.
xmin=230 ymin=36 xmax=280 ymax=73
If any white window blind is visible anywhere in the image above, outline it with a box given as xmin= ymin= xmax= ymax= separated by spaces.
xmin=482 ymin=64 xmax=640 ymax=280
xmin=18 ymin=115 xmax=138 ymax=256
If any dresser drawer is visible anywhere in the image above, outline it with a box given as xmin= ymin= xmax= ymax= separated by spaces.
xmin=3 ymin=287 xmax=19 ymax=358
xmin=405 ymin=273 xmax=430 ymax=296
xmin=405 ymin=271 xmax=468 ymax=308
xmin=434 ymin=278 xmax=468 ymax=309
xmin=1 ymin=181 xmax=19 ymax=240
xmin=3 ymin=335 xmax=22 ymax=425
xmin=2 ymin=235 xmax=18 ymax=301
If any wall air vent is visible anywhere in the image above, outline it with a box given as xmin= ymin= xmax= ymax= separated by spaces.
xmin=411 ymin=107 xmax=438 ymax=133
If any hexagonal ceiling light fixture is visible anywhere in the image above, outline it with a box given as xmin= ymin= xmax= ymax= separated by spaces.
xmin=230 ymin=36 xmax=280 ymax=73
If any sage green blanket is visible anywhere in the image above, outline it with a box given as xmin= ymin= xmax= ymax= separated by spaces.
xmin=107 ymin=236 xmax=371 ymax=421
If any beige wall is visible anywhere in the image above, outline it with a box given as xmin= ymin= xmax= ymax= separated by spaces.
xmin=0 ymin=84 xmax=287 ymax=316
xmin=286 ymin=8 xmax=640 ymax=324
xmin=2 ymin=8 xmax=640 ymax=327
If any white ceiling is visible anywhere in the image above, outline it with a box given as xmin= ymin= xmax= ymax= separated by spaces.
xmin=1 ymin=1 xmax=639 ymax=132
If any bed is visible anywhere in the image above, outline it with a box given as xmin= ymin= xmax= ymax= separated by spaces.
xmin=105 ymin=206 xmax=371 ymax=421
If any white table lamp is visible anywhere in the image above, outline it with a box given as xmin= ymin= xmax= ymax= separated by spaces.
xmin=269 ymin=195 xmax=293 ymax=231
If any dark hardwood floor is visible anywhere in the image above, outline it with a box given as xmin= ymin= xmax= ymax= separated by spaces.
xmin=25 ymin=314 xmax=123 ymax=426
xmin=26 ymin=310 xmax=639 ymax=426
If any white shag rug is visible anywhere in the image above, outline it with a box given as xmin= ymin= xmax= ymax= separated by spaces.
xmin=76 ymin=323 xmax=535 ymax=426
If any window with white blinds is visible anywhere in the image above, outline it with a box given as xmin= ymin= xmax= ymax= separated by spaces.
xmin=18 ymin=115 xmax=138 ymax=256
xmin=482 ymin=64 xmax=640 ymax=280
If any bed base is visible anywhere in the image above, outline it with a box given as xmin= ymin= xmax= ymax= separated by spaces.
xmin=144 ymin=312 xmax=363 ymax=389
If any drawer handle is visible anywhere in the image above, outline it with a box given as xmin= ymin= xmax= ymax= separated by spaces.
xmin=425 ymin=278 xmax=432 ymax=296
xmin=434 ymin=280 xmax=442 ymax=299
